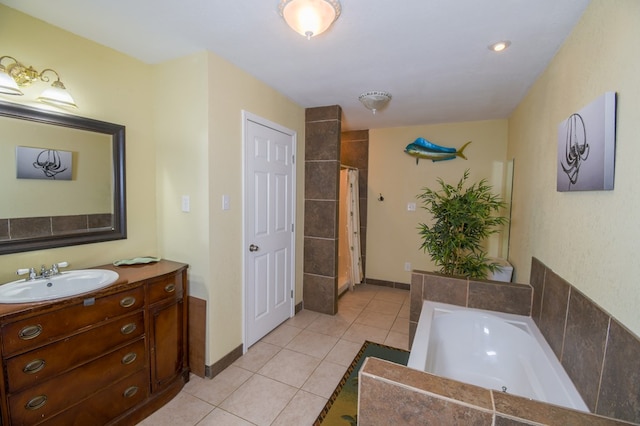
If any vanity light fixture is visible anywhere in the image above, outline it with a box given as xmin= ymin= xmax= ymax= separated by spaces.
xmin=489 ymin=40 xmax=511 ymax=53
xmin=359 ymin=91 xmax=392 ymax=115
xmin=279 ymin=0 xmax=341 ymax=40
xmin=0 ymin=56 xmax=78 ymax=109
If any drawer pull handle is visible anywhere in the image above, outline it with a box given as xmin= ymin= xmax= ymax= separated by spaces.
xmin=19 ymin=324 xmax=43 ymax=340
xmin=23 ymin=359 xmax=46 ymax=374
xmin=164 ymin=283 xmax=176 ymax=293
xmin=25 ymin=395 xmax=47 ymax=411
xmin=121 ymin=352 xmax=137 ymax=365
xmin=120 ymin=296 xmax=136 ymax=308
xmin=120 ymin=323 xmax=137 ymax=335
xmin=123 ymin=386 xmax=138 ymax=398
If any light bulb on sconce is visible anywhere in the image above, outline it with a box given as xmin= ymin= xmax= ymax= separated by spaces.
xmin=0 ymin=56 xmax=78 ymax=109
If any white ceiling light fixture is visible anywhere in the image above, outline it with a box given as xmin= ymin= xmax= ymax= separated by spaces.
xmin=489 ymin=40 xmax=511 ymax=52
xmin=279 ymin=0 xmax=341 ymax=40
xmin=359 ymin=91 xmax=392 ymax=115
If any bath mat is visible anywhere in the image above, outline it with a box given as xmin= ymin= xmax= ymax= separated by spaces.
xmin=314 ymin=341 xmax=409 ymax=425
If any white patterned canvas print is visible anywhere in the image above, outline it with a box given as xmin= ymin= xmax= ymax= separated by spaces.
xmin=16 ymin=146 xmax=73 ymax=180
xmin=557 ymin=92 xmax=616 ymax=192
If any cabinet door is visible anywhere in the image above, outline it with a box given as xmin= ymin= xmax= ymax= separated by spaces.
xmin=150 ymin=299 xmax=184 ymax=392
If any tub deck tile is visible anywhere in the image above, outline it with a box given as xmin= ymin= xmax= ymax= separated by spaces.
xmin=360 ymin=358 xmax=494 ymax=410
xmin=493 ymin=392 xmax=634 ymax=426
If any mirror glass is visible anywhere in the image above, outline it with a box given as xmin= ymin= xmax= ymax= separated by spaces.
xmin=0 ymin=101 xmax=126 ymax=254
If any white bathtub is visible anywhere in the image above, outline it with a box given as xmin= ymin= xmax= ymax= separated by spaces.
xmin=408 ymin=301 xmax=588 ymax=412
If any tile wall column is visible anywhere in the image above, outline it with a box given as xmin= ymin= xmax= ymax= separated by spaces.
xmin=303 ymin=105 xmax=342 ymax=314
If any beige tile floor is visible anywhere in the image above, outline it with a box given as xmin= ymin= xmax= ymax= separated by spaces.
xmin=137 ymin=284 xmax=410 ymax=426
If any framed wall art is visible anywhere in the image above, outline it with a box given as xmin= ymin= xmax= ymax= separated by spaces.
xmin=557 ymin=92 xmax=617 ymax=192
xmin=16 ymin=146 xmax=73 ymax=180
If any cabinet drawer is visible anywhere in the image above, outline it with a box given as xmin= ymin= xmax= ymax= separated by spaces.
xmin=2 ymin=286 xmax=144 ymax=356
xmin=44 ymin=369 xmax=149 ymax=426
xmin=148 ymin=274 xmax=183 ymax=305
xmin=8 ymin=338 xmax=146 ymax=425
xmin=6 ymin=312 xmax=145 ymax=393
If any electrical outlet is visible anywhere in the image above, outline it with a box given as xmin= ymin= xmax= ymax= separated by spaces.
xmin=407 ymin=202 xmax=416 ymax=211
xmin=404 ymin=262 xmax=411 ymax=271
xmin=222 ymin=194 xmax=230 ymax=210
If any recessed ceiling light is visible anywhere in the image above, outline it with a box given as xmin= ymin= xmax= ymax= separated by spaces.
xmin=489 ymin=41 xmax=511 ymax=52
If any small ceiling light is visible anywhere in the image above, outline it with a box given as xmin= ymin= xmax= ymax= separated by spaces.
xmin=0 ymin=56 xmax=77 ymax=108
xmin=489 ymin=41 xmax=511 ymax=53
xmin=279 ymin=0 xmax=341 ymax=40
xmin=359 ymin=91 xmax=392 ymax=115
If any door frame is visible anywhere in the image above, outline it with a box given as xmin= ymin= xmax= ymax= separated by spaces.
xmin=241 ymin=110 xmax=297 ymax=352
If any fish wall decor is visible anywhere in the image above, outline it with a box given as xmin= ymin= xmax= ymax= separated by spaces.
xmin=404 ymin=137 xmax=472 ymax=164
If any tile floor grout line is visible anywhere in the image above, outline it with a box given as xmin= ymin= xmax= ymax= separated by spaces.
xmin=136 ymin=285 xmax=410 ymax=425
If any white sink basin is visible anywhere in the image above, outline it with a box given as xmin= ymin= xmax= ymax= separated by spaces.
xmin=0 ymin=269 xmax=120 ymax=304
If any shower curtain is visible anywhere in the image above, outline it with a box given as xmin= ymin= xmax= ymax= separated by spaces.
xmin=338 ymin=168 xmax=363 ymax=294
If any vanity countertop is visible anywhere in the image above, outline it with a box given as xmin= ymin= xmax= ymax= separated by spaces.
xmin=0 ymin=259 xmax=187 ymax=319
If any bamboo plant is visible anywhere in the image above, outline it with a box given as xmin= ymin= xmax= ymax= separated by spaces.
xmin=417 ymin=169 xmax=508 ymax=279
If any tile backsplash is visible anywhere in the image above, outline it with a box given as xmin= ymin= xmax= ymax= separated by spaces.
xmin=0 ymin=214 xmax=113 ymax=241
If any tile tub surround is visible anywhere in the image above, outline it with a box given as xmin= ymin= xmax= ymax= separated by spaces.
xmin=409 ymin=270 xmax=533 ymax=344
xmin=359 ymin=358 xmax=634 ymax=426
xmin=531 ymin=258 xmax=640 ymax=424
xmin=409 ymin=264 xmax=640 ymax=425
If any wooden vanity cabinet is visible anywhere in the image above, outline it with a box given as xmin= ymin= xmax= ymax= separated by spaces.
xmin=148 ymin=269 xmax=187 ymax=393
xmin=0 ymin=260 xmax=189 ymax=426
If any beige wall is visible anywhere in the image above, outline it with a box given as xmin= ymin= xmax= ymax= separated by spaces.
xmin=367 ymin=120 xmax=508 ymax=283
xmin=205 ymin=53 xmax=305 ymax=362
xmin=508 ymin=0 xmax=640 ymax=336
xmin=0 ymin=118 xmax=111 ymax=217
xmin=154 ymin=51 xmax=305 ymax=363
xmin=0 ymin=6 xmax=306 ymax=366
xmin=0 ymin=6 xmax=157 ymax=279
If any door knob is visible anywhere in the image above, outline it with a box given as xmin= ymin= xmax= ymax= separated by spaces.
xmin=249 ymin=244 xmax=259 ymax=252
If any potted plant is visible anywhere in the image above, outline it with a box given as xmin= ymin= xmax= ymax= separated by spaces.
xmin=417 ymin=169 xmax=508 ymax=279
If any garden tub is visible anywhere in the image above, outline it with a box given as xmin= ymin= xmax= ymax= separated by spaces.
xmin=408 ymin=301 xmax=588 ymax=412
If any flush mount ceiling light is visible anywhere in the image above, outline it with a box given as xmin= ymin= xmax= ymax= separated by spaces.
xmin=359 ymin=91 xmax=392 ymax=115
xmin=489 ymin=40 xmax=511 ymax=52
xmin=279 ymin=0 xmax=342 ymax=40
xmin=0 ymin=55 xmax=77 ymax=109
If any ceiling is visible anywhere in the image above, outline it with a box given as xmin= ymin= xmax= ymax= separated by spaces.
xmin=1 ymin=0 xmax=591 ymax=131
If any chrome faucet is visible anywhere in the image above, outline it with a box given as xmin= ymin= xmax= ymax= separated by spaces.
xmin=17 ymin=262 xmax=69 ymax=281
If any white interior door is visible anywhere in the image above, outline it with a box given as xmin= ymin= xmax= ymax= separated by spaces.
xmin=243 ymin=112 xmax=295 ymax=349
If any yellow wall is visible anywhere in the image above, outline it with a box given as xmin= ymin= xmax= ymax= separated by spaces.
xmin=205 ymin=53 xmax=305 ymax=362
xmin=508 ymin=0 xmax=640 ymax=335
xmin=0 ymin=6 xmax=306 ymax=366
xmin=0 ymin=118 xmax=111 ymax=217
xmin=367 ymin=120 xmax=508 ymax=283
xmin=0 ymin=6 xmax=157 ymax=278
xmin=153 ymin=51 xmax=305 ymax=363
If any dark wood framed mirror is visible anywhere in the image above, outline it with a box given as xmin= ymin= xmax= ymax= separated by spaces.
xmin=0 ymin=101 xmax=126 ymax=254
